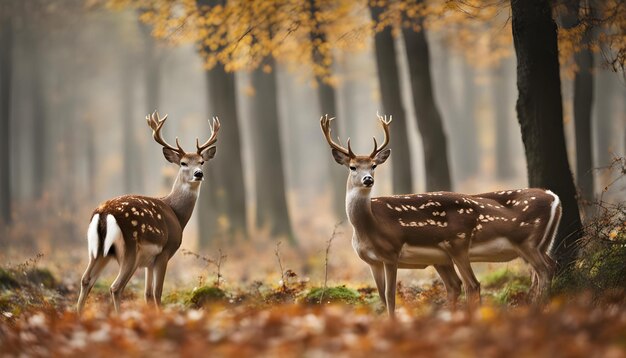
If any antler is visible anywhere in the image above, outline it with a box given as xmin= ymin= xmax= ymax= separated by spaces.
xmin=320 ymin=114 xmax=354 ymax=157
xmin=370 ymin=111 xmax=392 ymax=158
xmin=146 ymin=111 xmax=185 ymax=153
xmin=196 ymin=116 xmax=220 ymax=154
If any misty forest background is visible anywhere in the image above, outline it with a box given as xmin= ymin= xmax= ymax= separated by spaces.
xmin=0 ymin=0 xmax=625 ymax=287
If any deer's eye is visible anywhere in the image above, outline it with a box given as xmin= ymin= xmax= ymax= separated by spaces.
xmin=372 ymin=164 xmax=377 ymax=169
xmin=200 ymin=161 xmax=205 ymax=165
xmin=350 ymin=166 xmax=357 ymax=171
xmin=180 ymin=162 xmax=188 ymax=167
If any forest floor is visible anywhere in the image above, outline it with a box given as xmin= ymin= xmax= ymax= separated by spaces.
xmin=1 ymin=259 xmax=625 ymax=357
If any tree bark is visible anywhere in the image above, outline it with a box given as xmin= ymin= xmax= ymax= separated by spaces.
xmin=309 ymin=0 xmax=345 ymax=219
xmin=558 ymin=0 xmax=595 ymax=212
xmin=493 ymin=60 xmax=515 ymax=179
xmin=198 ymin=64 xmax=248 ymax=246
xmin=250 ymin=57 xmax=295 ymax=242
xmin=511 ymin=0 xmax=583 ymax=271
xmin=457 ymin=61 xmax=480 ymax=180
xmin=370 ymin=4 xmax=413 ymax=194
xmin=0 ymin=6 xmax=13 ymax=225
xmin=195 ymin=0 xmax=248 ymax=246
xmin=120 ymin=54 xmax=141 ymax=193
xmin=402 ymin=20 xmax=452 ymax=191
xmin=138 ymin=20 xmax=161 ymax=113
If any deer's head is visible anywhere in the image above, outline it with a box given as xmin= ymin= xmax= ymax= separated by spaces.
xmin=147 ymin=111 xmax=220 ymax=186
xmin=321 ymin=113 xmax=391 ymax=190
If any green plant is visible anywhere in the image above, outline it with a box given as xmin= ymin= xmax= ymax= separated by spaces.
xmin=303 ymin=286 xmax=360 ymax=305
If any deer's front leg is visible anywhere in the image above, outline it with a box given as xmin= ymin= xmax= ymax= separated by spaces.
xmin=369 ymin=262 xmax=387 ymax=308
xmin=145 ymin=266 xmax=155 ymax=306
xmin=383 ymin=262 xmax=398 ymax=318
xmin=152 ymin=253 xmax=170 ymax=307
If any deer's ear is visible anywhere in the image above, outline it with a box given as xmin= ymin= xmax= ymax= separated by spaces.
xmin=332 ymin=149 xmax=351 ymax=166
xmin=163 ymin=147 xmax=182 ymax=164
xmin=373 ymin=149 xmax=391 ymax=165
xmin=202 ymin=146 xmax=217 ymax=161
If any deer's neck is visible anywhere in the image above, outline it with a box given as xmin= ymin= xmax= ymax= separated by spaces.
xmin=162 ymin=174 xmax=201 ymax=229
xmin=346 ymin=182 xmax=377 ymax=234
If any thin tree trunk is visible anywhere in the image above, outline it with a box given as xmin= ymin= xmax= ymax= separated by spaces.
xmin=195 ymin=0 xmax=248 ymax=246
xmin=458 ymin=61 xmax=480 ymax=180
xmin=198 ymin=64 xmax=248 ymax=246
xmin=121 ymin=56 xmax=140 ymax=193
xmin=370 ymin=4 xmax=413 ymax=194
xmin=402 ymin=18 xmax=452 ymax=191
xmin=511 ymin=0 xmax=583 ymax=271
xmin=493 ymin=60 xmax=515 ymax=179
xmin=25 ymin=23 xmax=46 ymax=200
xmin=250 ymin=57 xmax=295 ymax=242
xmin=0 ymin=8 xmax=13 ymax=225
xmin=558 ymin=1 xmax=595 ymax=212
xmin=138 ymin=20 xmax=161 ymax=113
xmin=309 ymin=0 xmax=345 ymax=219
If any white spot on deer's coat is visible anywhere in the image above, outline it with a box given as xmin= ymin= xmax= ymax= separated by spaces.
xmin=512 ymin=218 xmax=517 ymax=222
xmin=87 ymin=214 xmax=100 ymax=259
xmin=103 ymin=215 xmax=122 ymax=257
xmin=124 ymin=212 xmax=129 ymax=218
xmin=395 ymin=207 xmax=403 ymax=212
xmin=523 ymin=205 xmax=529 ymax=212
xmin=457 ymin=233 xmax=466 ymax=239
xmin=387 ymin=203 xmax=394 ymax=210
xmin=131 ymin=220 xmax=138 ymax=227
xmin=157 ymin=214 xmax=162 ymax=220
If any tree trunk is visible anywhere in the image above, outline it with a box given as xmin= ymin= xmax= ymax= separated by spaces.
xmin=370 ymin=4 xmax=413 ymax=194
xmin=458 ymin=61 xmax=480 ymax=180
xmin=493 ymin=60 xmax=515 ymax=179
xmin=198 ymin=64 xmax=248 ymax=246
xmin=309 ymin=0 xmax=345 ymax=219
xmin=120 ymin=55 xmax=141 ymax=194
xmin=558 ymin=0 xmax=595 ymax=213
xmin=402 ymin=20 xmax=452 ymax=191
xmin=0 ymin=7 xmax=12 ymax=225
xmin=250 ymin=57 xmax=295 ymax=242
xmin=24 ymin=22 xmax=46 ymax=200
xmin=138 ymin=20 xmax=161 ymax=113
xmin=511 ymin=0 xmax=583 ymax=271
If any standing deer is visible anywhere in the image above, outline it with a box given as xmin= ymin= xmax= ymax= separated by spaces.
xmin=320 ymin=114 xmax=561 ymax=317
xmin=77 ymin=111 xmax=220 ymax=315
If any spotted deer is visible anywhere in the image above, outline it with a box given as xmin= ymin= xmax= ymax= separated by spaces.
xmin=320 ymin=114 xmax=561 ymax=317
xmin=77 ymin=112 xmax=220 ymax=315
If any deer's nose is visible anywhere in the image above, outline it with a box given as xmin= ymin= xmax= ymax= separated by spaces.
xmin=194 ymin=170 xmax=204 ymax=179
xmin=362 ymin=176 xmax=374 ymax=187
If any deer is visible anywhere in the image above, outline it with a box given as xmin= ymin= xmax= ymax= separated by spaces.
xmin=320 ymin=114 xmax=561 ymax=317
xmin=77 ymin=111 xmax=220 ymax=315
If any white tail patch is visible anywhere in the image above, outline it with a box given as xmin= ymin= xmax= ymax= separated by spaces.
xmin=103 ymin=215 xmax=123 ymax=257
xmin=543 ymin=190 xmax=561 ymax=255
xmin=87 ymin=214 xmax=100 ymax=259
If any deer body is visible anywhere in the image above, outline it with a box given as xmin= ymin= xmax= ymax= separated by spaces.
xmin=77 ymin=112 xmax=219 ymax=315
xmin=321 ymin=114 xmax=561 ymax=317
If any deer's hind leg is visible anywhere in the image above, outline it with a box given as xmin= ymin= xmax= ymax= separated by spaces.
xmin=77 ymin=255 xmax=112 ymax=316
xmin=439 ymin=237 xmax=481 ymax=312
xmin=434 ymin=264 xmax=462 ymax=310
xmin=110 ymin=248 xmax=138 ymax=314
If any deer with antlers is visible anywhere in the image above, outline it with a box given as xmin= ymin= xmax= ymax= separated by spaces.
xmin=321 ymin=114 xmax=561 ymax=317
xmin=77 ymin=112 xmax=220 ymax=315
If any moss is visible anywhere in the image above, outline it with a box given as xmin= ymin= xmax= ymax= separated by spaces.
xmin=304 ymin=286 xmax=361 ymax=305
xmin=482 ymin=268 xmax=529 ymax=289
xmin=481 ymin=268 xmax=531 ymax=305
xmin=0 ymin=269 xmax=19 ymax=290
xmin=25 ymin=268 xmax=57 ymax=289
xmin=186 ymin=286 xmax=227 ymax=308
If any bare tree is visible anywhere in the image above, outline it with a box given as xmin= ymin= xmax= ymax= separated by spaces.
xmin=0 ymin=1 xmax=13 ymax=225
